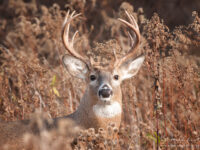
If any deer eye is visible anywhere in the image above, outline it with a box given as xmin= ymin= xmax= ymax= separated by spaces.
xmin=90 ymin=75 xmax=96 ymax=81
xmin=113 ymin=75 xmax=119 ymax=80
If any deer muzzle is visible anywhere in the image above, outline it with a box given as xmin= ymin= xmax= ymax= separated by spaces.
xmin=98 ymin=84 xmax=113 ymax=102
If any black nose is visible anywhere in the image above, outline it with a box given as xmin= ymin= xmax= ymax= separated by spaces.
xmin=98 ymin=85 xmax=113 ymax=98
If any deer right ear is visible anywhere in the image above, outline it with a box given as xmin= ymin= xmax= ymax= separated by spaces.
xmin=62 ymin=55 xmax=89 ymax=79
xmin=119 ymin=56 xmax=145 ymax=81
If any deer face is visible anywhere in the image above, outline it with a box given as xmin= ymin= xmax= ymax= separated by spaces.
xmin=62 ymin=55 xmax=144 ymax=105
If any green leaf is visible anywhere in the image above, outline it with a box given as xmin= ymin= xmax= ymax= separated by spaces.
xmin=53 ymin=87 xmax=60 ymax=97
xmin=146 ymin=132 xmax=160 ymax=144
xmin=154 ymin=132 xmax=161 ymax=144
xmin=51 ymin=75 xmax=56 ymax=86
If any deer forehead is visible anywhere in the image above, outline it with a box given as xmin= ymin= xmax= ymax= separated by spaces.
xmin=90 ymin=67 xmax=118 ymax=77
xmin=91 ymin=68 xmax=118 ymax=79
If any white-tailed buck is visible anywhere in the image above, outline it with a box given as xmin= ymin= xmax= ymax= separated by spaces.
xmin=60 ymin=10 xmax=144 ymax=130
xmin=0 ymin=10 xmax=144 ymax=147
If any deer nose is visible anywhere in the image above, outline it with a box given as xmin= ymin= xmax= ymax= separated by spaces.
xmin=98 ymin=85 xmax=113 ymax=98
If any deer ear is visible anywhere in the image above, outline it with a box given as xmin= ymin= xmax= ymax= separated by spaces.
xmin=62 ymin=55 xmax=89 ymax=79
xmin=119 ymin=56 xmax=145 ymax=81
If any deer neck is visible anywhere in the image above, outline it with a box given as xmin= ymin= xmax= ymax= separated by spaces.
xmin=73 ymin=87 xmax=122 ymax=129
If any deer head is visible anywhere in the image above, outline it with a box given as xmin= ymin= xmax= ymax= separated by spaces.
xmin=62 ymin=11 xmax=144 ymax=106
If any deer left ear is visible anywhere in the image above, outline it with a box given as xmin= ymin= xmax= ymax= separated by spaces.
xmin=119 ymin=56 xmax=145 ymax=80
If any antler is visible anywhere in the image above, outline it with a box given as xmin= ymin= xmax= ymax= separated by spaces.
xmin=115 ymin=11 xmax=141 ymax=68
xmin=62 ymin=11 xmax=89 ymax=66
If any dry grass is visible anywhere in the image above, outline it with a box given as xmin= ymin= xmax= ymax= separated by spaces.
xmin=0 ymin=0 xmax=199 ymax=149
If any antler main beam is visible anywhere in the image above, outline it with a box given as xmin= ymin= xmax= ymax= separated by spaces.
xmin=115 ymin=11 xmax=141 ymax=67
xmin=62 ymin=11 xmax=89 ymax=66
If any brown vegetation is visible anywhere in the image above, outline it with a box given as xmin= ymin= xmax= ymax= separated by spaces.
xmin=0 ymin=0 xmax=199 ymax=149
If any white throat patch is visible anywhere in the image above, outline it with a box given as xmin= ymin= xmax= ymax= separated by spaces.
xmin=93 ymin=102 xmax=122 ymax=118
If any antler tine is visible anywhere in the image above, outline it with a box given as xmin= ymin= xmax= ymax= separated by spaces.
xmin=115 ymin=11 xmax=141 ymax=67
xmin=127 ymin=31 xmax=134 ymax=47
xmin=62 ymin=11 xmax=89 ymax=66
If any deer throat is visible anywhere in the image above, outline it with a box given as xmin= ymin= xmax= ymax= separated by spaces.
xmin=92 ymin=101 xmax=122 ymax=118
